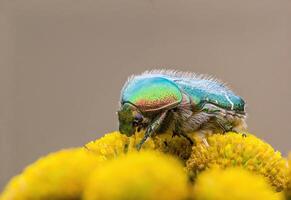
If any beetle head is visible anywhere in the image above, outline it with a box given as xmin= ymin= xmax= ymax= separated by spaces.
xmin=118 ymin=103 xmax=148 ymax=136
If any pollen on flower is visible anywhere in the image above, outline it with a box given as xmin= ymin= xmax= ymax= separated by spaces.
xmin=192 ymin=168 xmax=284 ymax=200
xmin=83 ymin=151 xmax=189 ymax=200
xmin=84 ymin=131 xmax=193 ymax=163
xmin=84 ymin=131 xmax=132 ymax=159
xmin=186 ymin=132 xmax=288 ymax=191
xmin=0 ymin=148 xmax=103 ymax=200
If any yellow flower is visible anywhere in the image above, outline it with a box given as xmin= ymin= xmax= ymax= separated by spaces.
xmin=85 ymin=131 xmax=193 ymax=163
xmin=192 ymin=167 xmax=284 ymax=200
xmin=83 ymin=151 xmax=189 ymax=200
xmin=0 ymin=148 xmax=103 ymax=200
xmin=186 ymin=132 xmax=288 ymax=191
xmin=286 ymin=153 xmax=291 ymax=200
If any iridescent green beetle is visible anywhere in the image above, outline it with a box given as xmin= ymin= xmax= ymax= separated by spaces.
xmin=118 ymin=70 xmax=247 ymax=150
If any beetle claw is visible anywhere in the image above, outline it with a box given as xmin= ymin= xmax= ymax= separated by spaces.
xmin=172 ymin=131 xmax=179 ymax=138
xmin=137 ymin=126 xmax=141 ymax=132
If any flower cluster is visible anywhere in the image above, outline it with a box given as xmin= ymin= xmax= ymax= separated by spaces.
xmin=186 ymin=132 xmax=288 ymax=191
xmin=0 ymin=131 xmax=290 ymax=200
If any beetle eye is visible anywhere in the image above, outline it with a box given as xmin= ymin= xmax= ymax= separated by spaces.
xmin=132 ymin=121 xmax=138 ymax=127
xmin=134 ymin=113 xmax=143 ymax=122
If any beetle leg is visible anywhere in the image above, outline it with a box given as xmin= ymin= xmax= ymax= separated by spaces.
xmin=173 ymin=122 xmax=194 ymax=145
xmin=199 ymin=103 xmax=235 ymax=133
xmin=231 ymin=127 xmax=248 ymax=137
xmin=136 ymin=111 xmax=168 ymax=150
xmin=172 ymin=130 xmax=179 ymax=138
xmin=137 ymin=126 xmax=142 ymax=132
xmin=216 ymin=117 xmax=248 ymax=138
xmin=216 ymin=116 xmax=248 ymax=138
xmin=229 ymin=128 xmax=247 ymax=137
xmin=214 ymin=116 xmax=233 ymax=132
xmin=179 ymin=131 xmax=194 ymax=145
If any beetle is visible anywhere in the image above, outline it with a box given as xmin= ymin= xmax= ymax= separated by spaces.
xmin=118 ymin=70 xmax=247 ymax=150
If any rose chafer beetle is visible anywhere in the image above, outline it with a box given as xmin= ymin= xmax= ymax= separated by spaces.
xmin=118 ymin=70 xmax=247 ymax=150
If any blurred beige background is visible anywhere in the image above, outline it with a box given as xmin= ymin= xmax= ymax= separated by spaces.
xmin=1 ymin=0 xmax=291 ymax=189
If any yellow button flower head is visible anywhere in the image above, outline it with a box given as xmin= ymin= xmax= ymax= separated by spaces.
xmin=85 ymin=131 xmax=193 ymax=163
xmin=286 ymin=153 xmax=291 ymax=200
xmin=0 ymin=148 xmax=103 ymax=200
xmin=192 ymin=168 xmax=284 ymax=200
xmin=186 ymin=132 xmax=288 ymax=191
xmin=83 ymin=151 xmax=189 ymax=200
